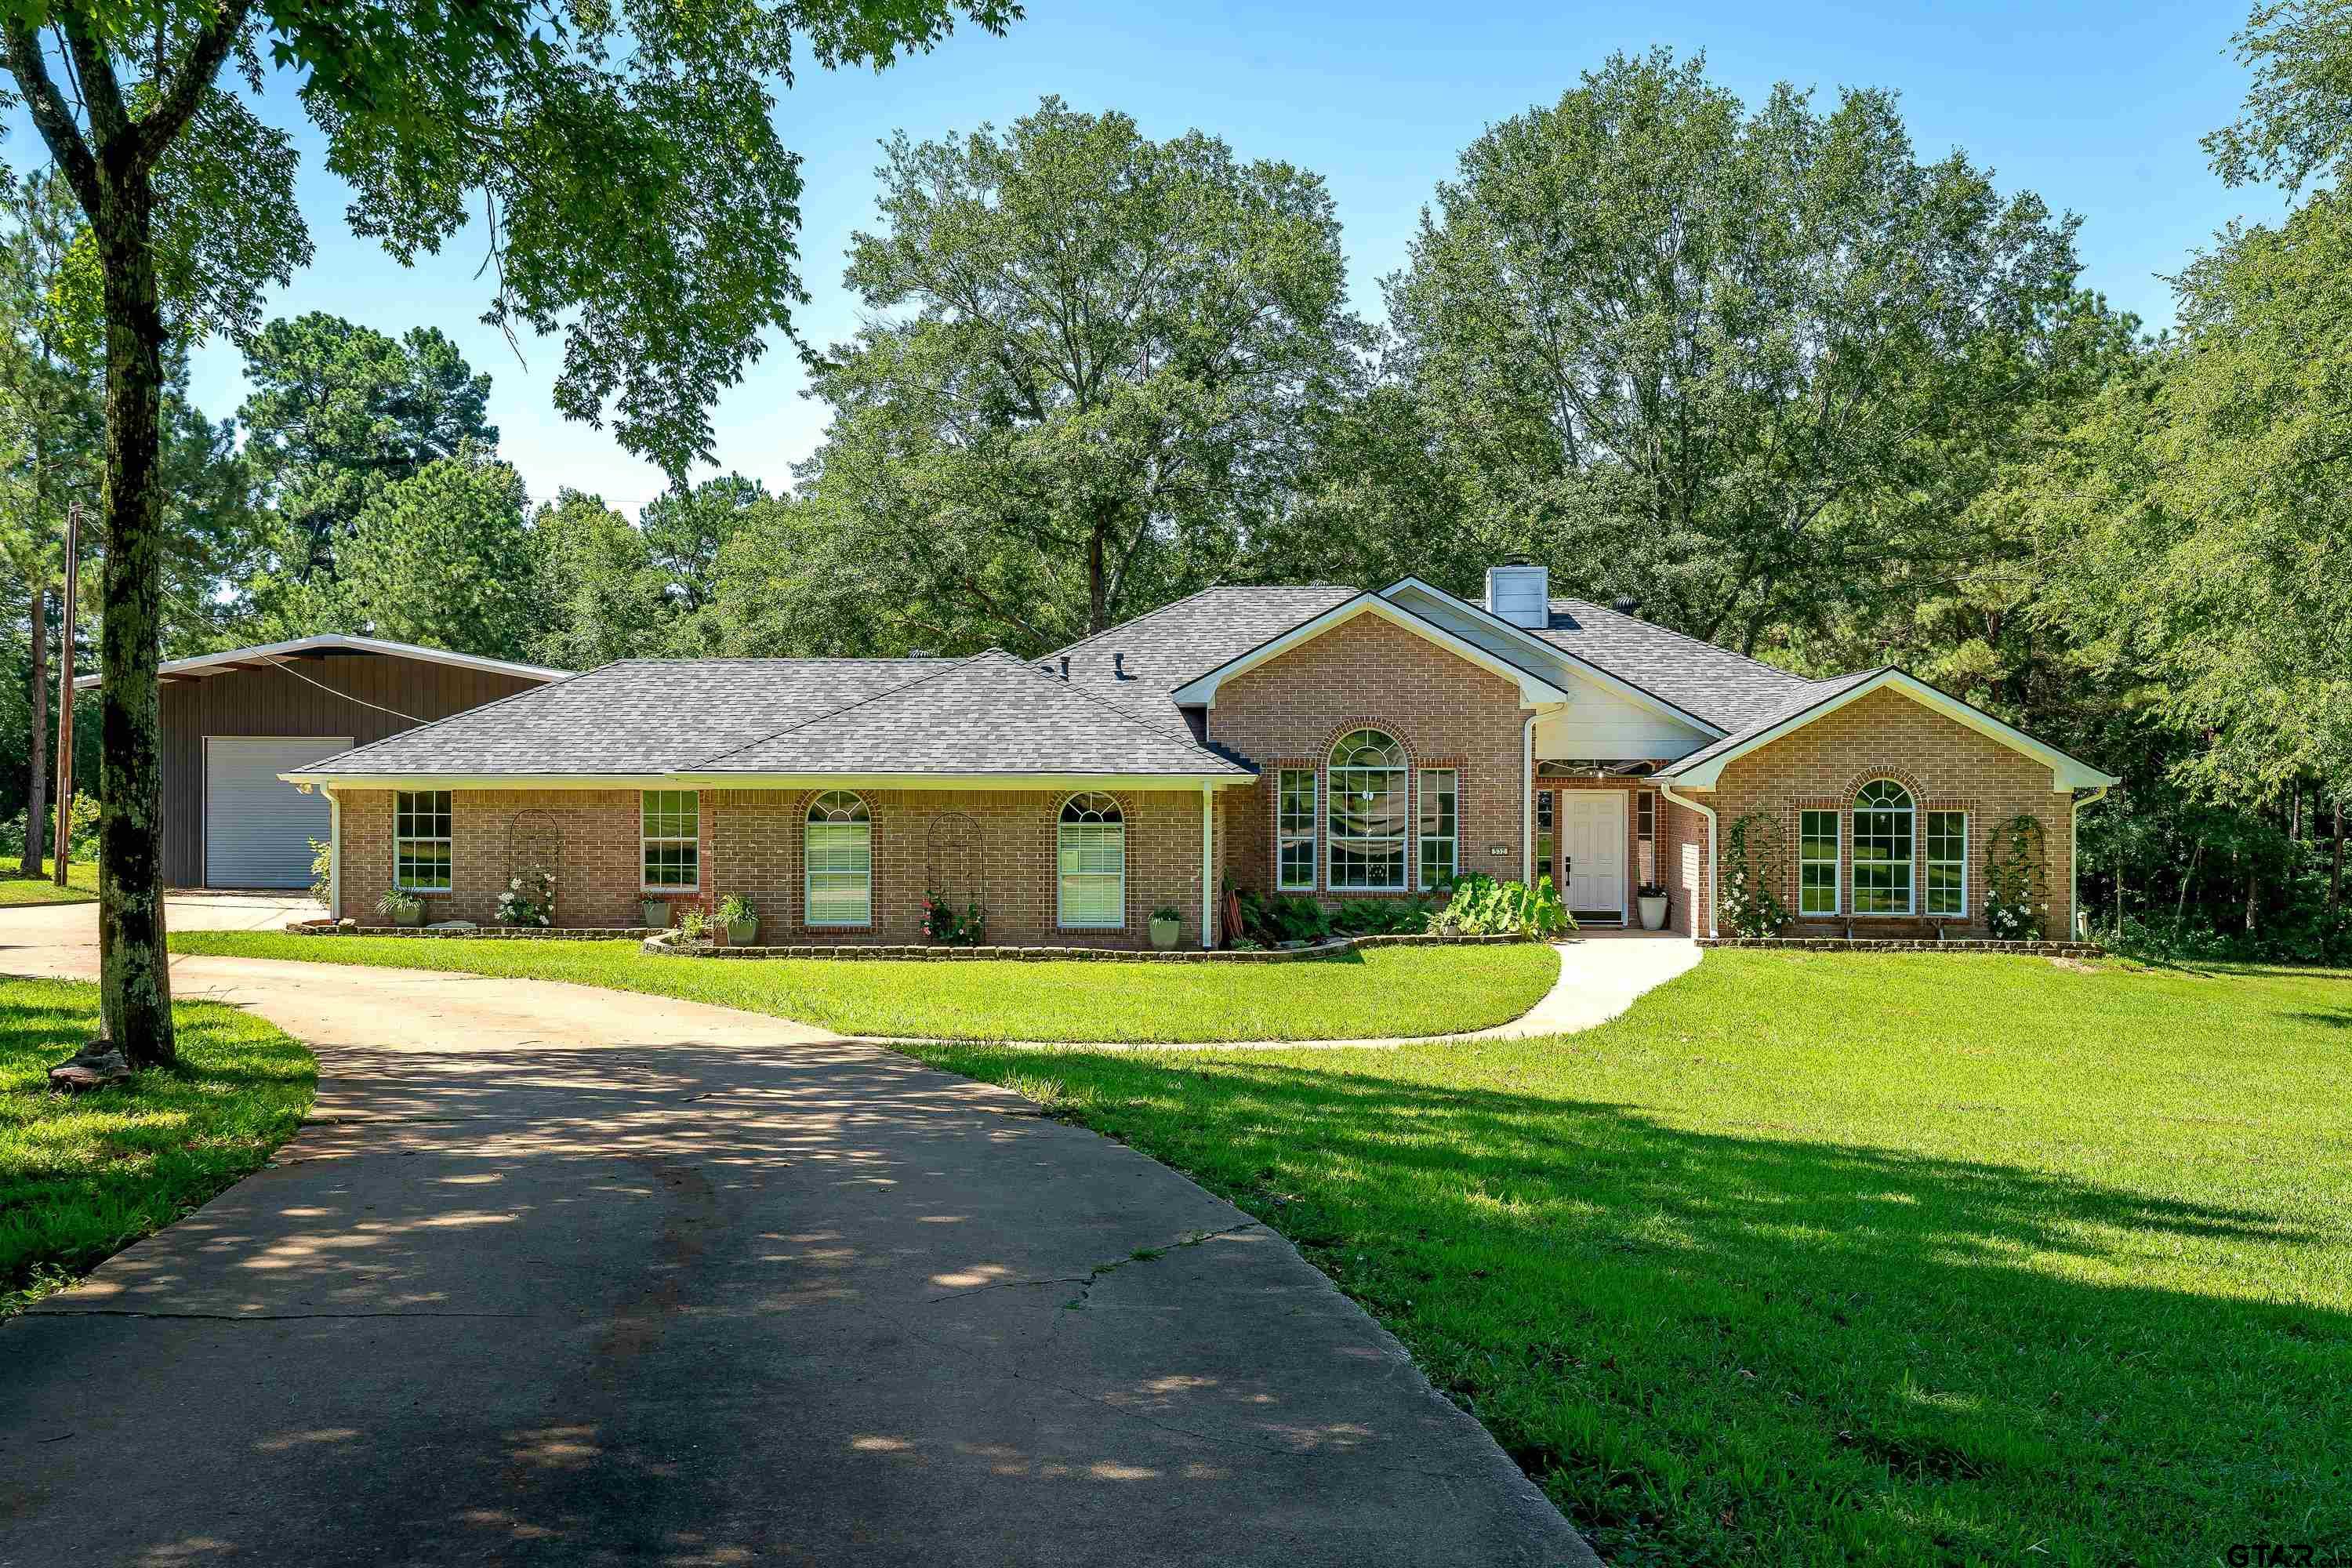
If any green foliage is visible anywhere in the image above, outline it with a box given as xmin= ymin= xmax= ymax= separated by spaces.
xmin=330 ymin=450 xmax=541 ymax=659
xmin=1721 ymin=812 xmax=1795 ymax=938
xmin=307 ymin=835 xmax=330 ymax=908
xmin=1433 ymin=873 xmax=1571 ymax=937
xmin=718 ymin=894 xmax=756 ymax=925
xmin=798 ymin=95 xmax=1366 ymax=651
xmin=373 ymin=887 xmax=421 ymax=920
xmin=677 ymin=905 xmax=710 ymax=941
xmin=496 ymin=867 xmax=555 ymax=928
xmin=1385 ymin=47 xmax=2100 ymax=651
xmin=919 ymin=890 xmax=984 ymax=945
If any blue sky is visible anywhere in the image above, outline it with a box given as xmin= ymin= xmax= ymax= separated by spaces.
xmin=7 ymin=1 xmax=2287 ymax=513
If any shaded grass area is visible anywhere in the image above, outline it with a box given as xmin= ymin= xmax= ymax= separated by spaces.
xmin=905 ymin=953 xmax=2352 ymax=1566
xmin=164 ymin=932 xmax=1563 ymax=1042
xmin=1 ymin=977 xmax=314 ymax=1311
xmin=0 ymin=859 xmax=96 ymax=907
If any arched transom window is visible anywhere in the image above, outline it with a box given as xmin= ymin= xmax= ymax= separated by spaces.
xmin=805 ymin=791 xmax=872 ymax=927
xmin=1852 ymin=780 xmax=1915 ymax=914
xmin=1057 ymin=793 xmax=1126 ymax=928
xmin=1327 ymin=728 xmax=1407 ymax=890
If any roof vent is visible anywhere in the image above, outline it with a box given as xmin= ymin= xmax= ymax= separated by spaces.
xmin=1484 ymin=562 xmax=1549 ymax=630
xmin=1058 ymin=656 xmax=1071 ymax=680
xmin=1610 ymin=595 xmax=1642 ymax=617
xmin=1112 ymin=652 xmax=1128 ymax=679
xmin=909 ymin=648 xmax=934 ymax=659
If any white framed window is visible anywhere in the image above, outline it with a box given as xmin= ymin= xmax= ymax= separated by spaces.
xmin=1418 ymin=768 xmax=1457 ymax=890
xmin=641 ymin=790 xmax=699 ymax=891
xmin=1058 ymin=793 xmax=1126 ymax=927
xmin=1635 ymin=791 xmax=1657 ymax=884
xmin=1852 ymin=780 xmax=1915 ymax=914
xmin=1327 ymin=729 xmax=1407 ymax=890
xmin=1798 ymin=808 xmax=1840 ymax=916
xmin=1277 ymin=768 xmax=1316 ymax=891
xmin=1926 ymin=810 xmax=1967 ymax=916
xmin=394 ymin=790 xmax=452 ymax=892
xmin=804 ymin=790 xmax=872 ymax=927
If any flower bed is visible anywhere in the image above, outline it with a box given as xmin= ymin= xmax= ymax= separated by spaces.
xmin=286 ymin=919 xmax=649 ymax=941
xmin=1699 ymin=936 xmax=2103 ymax=956
xmin=642 ymin=929 xmax=1535 ymax=964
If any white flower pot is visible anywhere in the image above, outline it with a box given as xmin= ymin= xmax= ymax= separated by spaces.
xmin=1638 ymin=894 xmax=1668 ymax=931
xmin=1149 ymin=916 xmax=1181 ymax=951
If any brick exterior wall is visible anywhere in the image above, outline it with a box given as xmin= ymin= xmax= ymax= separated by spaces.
xmin=336 ymin=784 xmax=1216 ymax=949
xmin=1700 ymin=684 xmax=2077 ymax=938
xmin=1205 ymin=612 xmax=1533 ymax=902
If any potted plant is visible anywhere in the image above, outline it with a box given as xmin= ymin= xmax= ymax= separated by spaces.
xmin=376 ymin=888 xmax=426 ymax=928
xmin=720 ymin=894 xmax=758 ymax=946
xmin=640 ymin=896 xmax=669 ymax=929
xmin=1637 ymin=881 xmax=1669 ymax=931
xmin=1149 ymin=903 xmax=1183 ymax=950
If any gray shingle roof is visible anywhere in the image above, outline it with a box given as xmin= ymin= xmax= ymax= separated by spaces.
xmin=295 ymin=651 xmax=1248 ymax=779
xmin=1044 ymin=586 xmax=1361 ymax=725
xmin=691 ymin=651 xmax=1250 ymax=776
xmin=1535 ymin=599 xmax=1817 ymax=732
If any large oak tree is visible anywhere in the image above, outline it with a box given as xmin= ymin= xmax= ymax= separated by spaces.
xmin=0 ymin=0 xmax=1014 ymax=1064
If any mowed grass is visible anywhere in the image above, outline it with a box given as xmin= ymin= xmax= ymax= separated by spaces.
xmin=904 ymin=953 xmax=2352 ymax=1566
xmin=1 ymin=977 xmax=314 ymax=1311
xmin=164 ymin=932 xmax=1563 ymax=1042
xmin=0 ymin=859 xmax=96 ymax=906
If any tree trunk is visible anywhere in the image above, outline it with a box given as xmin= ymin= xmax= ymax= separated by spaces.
xmin=2176 ymin=839 xmax=2201 ymax=921
xmin=21 ymin=583 xmax=46 ymax=878
xmin=93 ymin=159 xmax=172 ymax=1066
xmin=2244 ymin=863 xmax=2258 ymax=935
xmin=1087 ymin=521 xmax=1109 ymax=634
xmin=2332 ymin=797 xmax=2344 ymax=916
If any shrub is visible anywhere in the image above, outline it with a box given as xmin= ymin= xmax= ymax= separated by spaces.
xmin=496 ymin=868 xmax=556 ymax=927
xmin=1436 ymin=873 xmax=1572 ymax=937
xmin=678 ymin=906 xmax=710 ymax=941
xmin=920 ymin=891 xmax=984 ymax=945
xmin=1721 ymin=813 xmax=1793 ymax=937
xmin=1984 ymin=813 xmax=2051 ymax=941
xmin=718 ymin=894 xmax=756 ymax=924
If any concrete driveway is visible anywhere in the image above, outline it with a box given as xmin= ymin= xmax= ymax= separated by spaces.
xmin=0 ymin=898 xmax=1593 ymax=1568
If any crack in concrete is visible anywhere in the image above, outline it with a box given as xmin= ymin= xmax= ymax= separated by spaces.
xmin=922 ymin=1221 xmax=1261 ymax=1307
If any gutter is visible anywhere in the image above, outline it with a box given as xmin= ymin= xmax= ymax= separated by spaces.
xmin=326 ymin=783 xmax=342 ymax=920
xmin=1522 ymin=711 xmax=1539 ymax=883
xmin=2070 ymin=785 xmax=2111 ymax=940
xmin=1656 ymin=780 xmax=1718 ymax=938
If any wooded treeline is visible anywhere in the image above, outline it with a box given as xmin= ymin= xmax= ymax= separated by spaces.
xmin=5 ymin=24 xmax=2347 ymax=960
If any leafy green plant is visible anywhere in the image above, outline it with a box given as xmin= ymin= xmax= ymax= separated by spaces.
xmin=920 ymin=891 xmax=985 ymax=945
xmin=497 ymin=868 xmax=556 ymax=928
xmin=678 ymin=906 xmax=710 ymax=942
xmin=1721 ymin=813 xmax=1795 ymax=938
xmin=1984 ymin=813 xmax=2051 ymax=940
xmin=1434 ymin=873 xmax=1570 ymax=936
xmin=1152 ymin=904 xmax=1182 ymax=924
xmin=374 ymin=889 xmax=422 ymax=922
xmin=719 ymin=894 xmax=756 ymax=924
xmin=309 ymin=838 xmax=332 ymax=909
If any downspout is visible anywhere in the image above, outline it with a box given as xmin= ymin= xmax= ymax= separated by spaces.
xmin=325 ymin=782 xmax=343 ymax=920
xmin=1522 ymin=711 xmax=1539 ymax=883
xmin=1657 ymin=779 xmax=1718 ymax=938
xmin=2070 ymin=785 xmax=2110 ymax=941
xmin=1200 ymin=783 xmax=1215 ymax=949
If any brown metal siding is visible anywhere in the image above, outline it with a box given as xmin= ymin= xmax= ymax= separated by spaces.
xmin=161 ymin=652 xmax=545 ymax=887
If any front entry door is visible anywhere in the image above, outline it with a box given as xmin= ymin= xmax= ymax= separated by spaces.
xmin=1561 ymin=790 xmax=1628 ymax=920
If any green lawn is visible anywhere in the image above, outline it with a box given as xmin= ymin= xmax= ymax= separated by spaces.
xmin=904 ymin=953 xmax=2352 ymax=1566
xmin=1 ymin=977 xmax=315 ymax=1312
xmin=0 ymin=859 xmax=96 ymax=906
xmin=163 ymin=932 xmax=1563 ymax=1042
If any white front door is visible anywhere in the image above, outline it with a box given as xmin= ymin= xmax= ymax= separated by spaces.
xmin=1562 ymin=790 xmax=1627 ymax=919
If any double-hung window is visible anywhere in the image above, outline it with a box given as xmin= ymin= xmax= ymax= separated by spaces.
xmin=1852 ymin=781 xmax=1915 ymax=914
xmin=641 ymin=790 xmax=699 ymax=891
xmin=1058 ymin=793 xmax=1126 ymax=927
xmin=394 ymin=790 xmax=452 ymax=892
xmin=1276 ymin=768 xmax=1317 ymax=891
xmin=1926 ymin=810 xmax=1968 ymax=916
xmin=1327 ymin=729 xmax=1407 ymax=890
xmin=1798 ymin=808 xmax=1840 ymax=916
xmin=1417 ymin=768 xmax=1457 ymax=890
xmin=805 ymin=791 xmax=872 ymax=927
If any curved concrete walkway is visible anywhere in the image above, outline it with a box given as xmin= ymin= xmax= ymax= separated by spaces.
xmin=0 ymin=898 xmax=1595 ymax=1568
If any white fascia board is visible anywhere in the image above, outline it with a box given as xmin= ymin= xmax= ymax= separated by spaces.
xmin=1377 ymin=576 xmax=1726 ymax=738
xmin=285 ymin=771 xmax=1251 ymax=792
xmin=1170 ymin=593 xmax=1573 ymax=708
xmin=82 ymin=634 xmax=569 ymax=691
xmin=1663 ymin=670 xmax=2122 ymax=790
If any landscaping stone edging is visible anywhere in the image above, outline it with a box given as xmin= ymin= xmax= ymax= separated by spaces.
xmin=287 ymin=919 xmax=652 ymax=940
xmin=640 ymin=929 xmax=1537 ymax=963
xmin=1700 ymin=935 xmax=2103 ymax=956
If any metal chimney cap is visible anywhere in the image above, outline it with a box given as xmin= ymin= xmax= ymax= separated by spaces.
xmin=1610 ymin=594 xmax=1642 ymax=616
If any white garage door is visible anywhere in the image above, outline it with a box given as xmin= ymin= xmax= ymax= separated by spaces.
xmin=204 ymin=736 xmax=350 ymax=888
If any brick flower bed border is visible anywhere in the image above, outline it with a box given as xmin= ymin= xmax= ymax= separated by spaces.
xmin=1700 ymin=936 xmax=2103 ymax=956
xmin=286 ymin=920 xmax=649 ymax=941
xmin=642 ymin=929 xmax=1536 ymax=964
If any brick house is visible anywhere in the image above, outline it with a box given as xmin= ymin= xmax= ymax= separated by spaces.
xmin=289 ymin=565 xmax=2117 ymax=946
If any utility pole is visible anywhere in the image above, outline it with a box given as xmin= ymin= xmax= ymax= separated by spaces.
xmin=51 ymin=499 xmax=78 ymax=887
